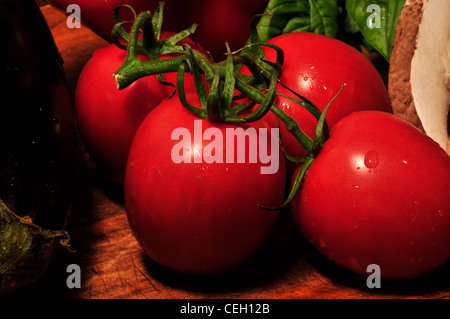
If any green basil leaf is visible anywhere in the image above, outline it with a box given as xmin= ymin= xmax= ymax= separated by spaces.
xmin=309 ymin=0 xmax=339 ymax=37
xmin=345 ymin=0 xmax=405 ymax=61
xmin=256 ymin=0 xmax=340 ymax=41
xmin=256 ymin=0 xmax=311 ymax=42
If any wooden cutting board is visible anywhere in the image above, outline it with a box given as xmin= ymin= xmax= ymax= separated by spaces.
xmin=9 ymin=4 xmax=449 ymax=299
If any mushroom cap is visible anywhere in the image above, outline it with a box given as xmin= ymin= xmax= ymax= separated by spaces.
xmin=388 ymin=0 xmax=450 ymax=154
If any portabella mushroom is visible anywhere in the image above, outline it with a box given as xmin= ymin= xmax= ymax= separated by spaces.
xmin=388 ymin=0 xmax=450 ymax=155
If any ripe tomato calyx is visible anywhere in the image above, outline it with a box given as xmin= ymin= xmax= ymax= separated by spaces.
xmin=112 ymin=2 xmax=198 ymax=56
xmin=113 ymin=3 xmax=199 ymax=90
xmin=113 ymin=7 xmax=281 ymax=126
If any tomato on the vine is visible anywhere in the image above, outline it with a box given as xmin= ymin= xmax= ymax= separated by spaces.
xmin=291 ymin=111 xmax=450 ymax=280
xmin=260 ymin=32 xmax=391 ymax=159
xmin=75 ymin=32 xmax=203 ymax=184
xmin=124 ymin=94 xmax=286 ymax=275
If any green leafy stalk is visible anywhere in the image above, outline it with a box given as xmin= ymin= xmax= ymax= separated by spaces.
xmin=176 ymin=61 xmax=207 ymax=119
xmin=221 ymin=43 xmax=236 ymax=116
xmin=0 ymin=200 xmax=71 ymax=295
xmin=111 ymin=2 xmax=353 ymax=204
xmin=111 ymin=5 xmax=138 ymax=51
xmin=259 ymin=154 xmax=315 ymax=210
xmin=113 ymin=8 xmax=201 ymax=90
xmin=262 ymin=82 xmax=345 ymax=210
xmin=112 ymin=5 xmax=318 ymax=151
xmin=206 ymin=72 xmax=223 ymax=121
xmin=311 ymin=82 xmax=345 ymax=153
xmin=109 ymin=2 xmax=362 ymax=214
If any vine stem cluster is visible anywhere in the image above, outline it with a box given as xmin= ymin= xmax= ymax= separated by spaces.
xmin=112 ymin=2 xmax=343 ymax=207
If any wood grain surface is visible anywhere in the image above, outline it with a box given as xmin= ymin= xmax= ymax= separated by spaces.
xmin=8 ymin=4 xmax=450 ymax=300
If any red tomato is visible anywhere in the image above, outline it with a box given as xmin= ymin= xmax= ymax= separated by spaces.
xmin=75 ymin=32 xmax=202 ymax=184
xmin=47 ymin=0 xmax=267 ymax=59
xmin=194 ymin=0 xmax=268 ymax=59
xmin=291 ymin=111 xmax=450 ymax=280
xmin=261 ymin=32 xmax=391 ymax=159
xmin=124 ymin=94 xmax=286 ymax=275
xmin=47 ymin=0 xmax=185 ymax=42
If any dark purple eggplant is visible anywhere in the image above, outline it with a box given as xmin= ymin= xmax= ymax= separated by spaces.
xmin=0 ymin=0 xmax=75 ymax=294
xmin=0 ymin=0 xmax=75 ymax=229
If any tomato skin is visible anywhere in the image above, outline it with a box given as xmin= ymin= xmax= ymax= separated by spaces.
xmin=194 ymin=0 xmax=267 ymax=58
xmin=75 ymin=32 xmax=203 ymax=184
xmin=124 ymin=96 xmax=286 ymax=275
xmin=75 ymin=44 xmax=168 ymax=184
xmin=262 ymin=32 xmax=391 ymax=159
xmin=291 ymin=111 xmax=450 ymax=280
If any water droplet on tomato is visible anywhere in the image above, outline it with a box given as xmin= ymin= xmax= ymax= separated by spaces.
xmin=353 ymin=223 xmax=359 ymax=230
xmin=409 ymin=240 xmax=415 ymax=246
xmin=410 ymin=214 xmax=417 ymax=223
xmin=364 ymin=150 xmax=378 ymax=169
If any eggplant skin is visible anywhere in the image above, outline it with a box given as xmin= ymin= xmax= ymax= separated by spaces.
xmin=0 ymin=0 xmax=75 ymax=230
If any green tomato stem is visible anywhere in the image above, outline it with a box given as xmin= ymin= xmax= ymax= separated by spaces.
xmin=114 ymin=56 xmax=185 ymax=89
xmin=112 ymin=4 xmax=332 ymax=157
xmin=109 ymin=2 xmax=346 ymax=208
